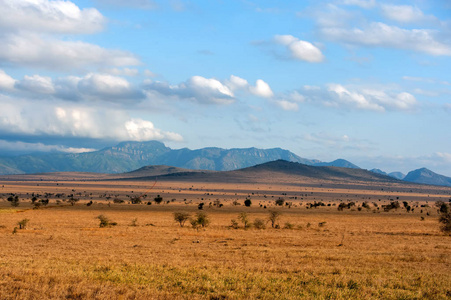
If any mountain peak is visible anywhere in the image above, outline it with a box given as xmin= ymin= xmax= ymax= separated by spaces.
xmin=404 ymin=167 xmax=451 ymax=187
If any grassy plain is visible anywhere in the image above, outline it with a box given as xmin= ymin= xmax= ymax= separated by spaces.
xmin=0 ymin=179 xmax=450 ymax=299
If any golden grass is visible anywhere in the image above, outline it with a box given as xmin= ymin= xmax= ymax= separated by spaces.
xmin=0 ymin=179 xmax=450 ymax=299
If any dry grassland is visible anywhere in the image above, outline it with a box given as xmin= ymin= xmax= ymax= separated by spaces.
xmin=0 ymin=180 xmax=450 ymax=299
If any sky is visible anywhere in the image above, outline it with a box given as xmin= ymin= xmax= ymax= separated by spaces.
xmin=0 ymin=0 xmax=450 ymax=176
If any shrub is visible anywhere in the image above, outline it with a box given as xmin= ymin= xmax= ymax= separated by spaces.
xmin=173 ymin=212 xmax=190 ymax=227
xmin=439 ymin=205 xmax=451 ymax=234
xmin=154 ymin=195 xmax=163 ymax=204
xmin=68 ymin=197 xmax=79 ymax=206
xmin=268 ymin=210 xmax=281 ymax=228
xmin=275 ymin=198 xmax=285 ymax=206
xmin=191 ymin=212 xmax=210 ymax=229
xmin=284 ymin=222 xmax=294 ymax=229
xmin=130 ymin=218 xmax=138 ymax=227
xmin=17 ymin=218 xmax=29 ymax=229
xmin=97 ymin=215 xmax=117 ymax=228
xmin=238 ymin=212 xmax=251 ymax=229
xmin=198 ymin=202 xmax=204 ymax=210
xmin=113 ymin=198 xmax=124 ymax=204
xmin=253 ymin=218 xmax=266 ymax=229
xmin=130 ymin=197 xmax=142 ymax=204
xmin=8 ymin=195 xmax=19 ymax=207
xmin=230 ymin=219 xmax=239 ymax=229
xmin=244 ymin=198 xmax=252 ymax=207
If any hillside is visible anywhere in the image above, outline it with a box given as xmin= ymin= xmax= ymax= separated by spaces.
xmin=314 ymin=159 xmax=360 ymax=169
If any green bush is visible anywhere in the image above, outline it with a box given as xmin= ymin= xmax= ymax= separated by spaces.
xmin=173 ymin=212 xmax=190 ymax=227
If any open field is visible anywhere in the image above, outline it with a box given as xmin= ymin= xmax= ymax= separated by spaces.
xmin=0 ymin=178 xmax=450 ymax=299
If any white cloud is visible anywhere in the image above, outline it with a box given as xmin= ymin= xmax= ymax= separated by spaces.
xmin=327 ymin=84 xmax=385 ymax=111
xmin=16 ymin=75 xmax=55 ymax=94
xmin=321 ymin=22 xmax=451 ymax=56
xmin=0 ymin=70 xmax=16 ymax=91
xmin=0 ymin=96 xmax=182 ymax=142
xmin=339 ymin=0 xmax=376 ymax=9
xmin=274 ymin=35 xmax=325 ymax=63
xmin=78 ymin=73 xmax=144 ymax=101
xmin=249 ymin=79 xmax=274 ymax=98
xmin=0 ymin=0 xmax=105 ymax=34
xmin=275 ymin=100 xmax=299 ymax=111
xmin=104 ymin=68 xmax=140 ymax=76
xmin=0 ymin=140 xmax=96 ymax=154
xmin=380 ymin=4 xmax=436 ymax=24
xmin=144 ymin=75 xmax=273 ymax=104
xmin=0 ymin=33 xmax=140 ymax=71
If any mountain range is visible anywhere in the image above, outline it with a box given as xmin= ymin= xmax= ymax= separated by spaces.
xmin=0 ymin=140 xmax=450 ymax=187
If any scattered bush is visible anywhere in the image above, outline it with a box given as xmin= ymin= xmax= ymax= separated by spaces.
xmin=338 ymin=202 xmax=355 ymax=211
xmin=383 ymin=201 xmax=400 ymax=212
xmin=17 ymin=218 xmax=29 ymax=229
xmin=198 ymin=202 xmax=204 ymax=210
xmin=438 ymin=204 xmax=451 ymax=234
xmin=190 ymin=212 xmax=210 ymax=229
xmin=238 ymin=212 xmax=251 ymax=229
xmin=68 ymin=197 xmax=79 ymax=206
xmin=113 ymin=198 xmax=124 ymax=204
xmin=8 ymin=195 xmax=19 ymax=207
xmin=244 ymin=198 xmax=252 ymax=207
xmin=130 ymin=218 xmax=138 ymax=227
xmin=253 ymin=218 xmax=266 ymax=229
xmin=97 ymin=215 xmax=117 ymax=228
xmin=275 ymin=198 xmax=285 ymax=206
xmin=173 ymin=212 xmax=190 ymax=227
xmin=230 ymin=219 xmax=239 ymax=229
xmin=130 ymin=197 xmax=142 ymax=204
xmin=284 ymin=222 xmax=294 ymax=229
xmin=154 ymin=195 xmax=163 ymax=204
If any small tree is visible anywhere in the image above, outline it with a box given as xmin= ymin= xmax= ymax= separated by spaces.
xmin=154 ymin=195 xmax=163 ymax=204
xmin=173 ymin=212 xmax=190 ymax=227
xmin=244 ymin=198 xmax=252 ymax=207
xmin=268 ymin=210 xmax=281 ymax=228
xmin=238 ymin=212 xmax=251 ymax=229
xmin=191 ymin=212 xmax=210 ymax=229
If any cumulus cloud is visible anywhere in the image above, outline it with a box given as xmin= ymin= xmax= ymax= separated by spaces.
xmin=7 ymin=71 xmax=144 ymax=102
xmin=0 ymin=33 xmax=140 ymax=71
xmin=0 ymin=0 xmax=105 ymax=34
xmin=321 ymin=22 xmax=451 ymax=56
xmin=77 ymin=73 xmax=145 ymax=101
xmin=380 ymin=4 xmax=437 ymax=24
xmin=250 ymin=79 xmax=274 ymax=98
xmin=0 ymin=70 xmax=16 ymax=91
xmin=0 ymin=96 xmax=182 ymax=142
xmin=274 ymin=35 xmax=325 ymax=63
xmin=103 ymin=68 xmax=140 ymax=77
xmin=144 ymin=75 xmax=273 ymax=104
xmin=273 ymin=84 xmax=417 ymax=112
xmin=15 ymin=75 xmax=55 ymax=94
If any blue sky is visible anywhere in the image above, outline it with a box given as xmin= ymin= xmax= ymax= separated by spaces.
xmin=0 ymin=0 xmax=450 ymax=176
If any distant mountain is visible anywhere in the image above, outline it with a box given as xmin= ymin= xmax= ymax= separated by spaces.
xmin=370 ymin=168 xmax=388 ymax=176
xmin=0 ymin=141 xmax=319 ymax=175
xmin=403 ymin=168 xmax=451 ymax=187
xmin=136 ymin=160 xmax=399 ymax=185
xmin=314 ymin=159 xmax=360 ymax=169
xmin=388 ymin=172 xmax=405 ymax=180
